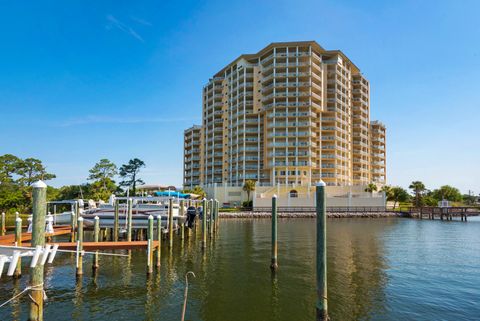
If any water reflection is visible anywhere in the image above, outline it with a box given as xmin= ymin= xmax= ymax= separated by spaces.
xmin=1 ymin=218 xmax=479 ymax=321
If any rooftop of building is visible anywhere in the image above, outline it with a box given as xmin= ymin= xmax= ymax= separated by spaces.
xmin=210 ymin=40 xmax=361 ymax=80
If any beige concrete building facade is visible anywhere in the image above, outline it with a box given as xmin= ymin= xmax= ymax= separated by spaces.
xmin=183 ymin=41 xmax=386 ymax=205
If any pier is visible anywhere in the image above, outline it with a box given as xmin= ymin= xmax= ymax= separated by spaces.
xmin=408 ymin=206 xmax=479 ymax=220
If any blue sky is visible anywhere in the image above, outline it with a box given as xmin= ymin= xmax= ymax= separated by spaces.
xmin=0 ymin=0 xmax=479 ymax=193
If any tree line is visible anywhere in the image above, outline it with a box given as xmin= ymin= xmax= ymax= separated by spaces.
xmin=365 ymin=181 xmax=475 ymax=209
xmin=0 ymin=154 xmax=146 ymax=213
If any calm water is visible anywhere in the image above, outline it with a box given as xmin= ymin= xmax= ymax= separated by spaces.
xmin=1 ymin=217 xmax=479 ymax=320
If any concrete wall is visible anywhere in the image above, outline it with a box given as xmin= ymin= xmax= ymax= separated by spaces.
xmin=204 ymin=183 xmax=386 ymax=208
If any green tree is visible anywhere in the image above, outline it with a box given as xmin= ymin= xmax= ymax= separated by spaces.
xmin=462 ymin=193 xmax=477 ymax=206
xmin=119 ymin=158 xmax=145 ymax=195
xmin=409 ymin=181 xmax=426 ymax=207
xmin=431 ymin=185 xmax=462 ymax=202
xmin=88 ymin=159 xmax=117 ymax=189
xmin=391 ymin=186 xmax=410 ymax=209
xmin=365 ymin=183 xmax=378 ymax=195
xmin=88 ymin=159 xmax=117 ymax=200
xmin=57 ymin=184 xmax=93 ymax=200
xmin=242 ymin=180 xmax=256 ymax=203
xmin=0 ymin=154 xmax=22 ymax=183
xmin=16 ymin=158 xmax=56 ymax=186
xmin=183 ymin=186 xmax=206 ymax=198
xmin=380 ymin=185 xmax=393 ymax=200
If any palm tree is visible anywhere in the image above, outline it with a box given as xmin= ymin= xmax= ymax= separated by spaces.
xmin=365 ymin=183 xmax=378 ymax=196
xmin=242 ymin=180 xmax=256 ymax=204
xmin=391 ymin=186 xmax=409 ymax=210
xmin=409 ymin=181 xmax=426 ymax=207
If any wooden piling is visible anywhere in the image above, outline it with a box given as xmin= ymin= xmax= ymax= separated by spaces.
xmin=209 ymin=199 xmax=214 ymax=238
xmin=156 ymin=215 xmax=162 ymax=268
xmin=216 ymin=200 xmax=220 ymax=232
xmin=70 ymin=208 xmax=76 ymax=242
xmin=113 ymin=201 xmax=119 ymax=242
xmin=76 ymin=217 xmax=84 ymax=276
xmin=271 ymin=195 xmax=278 ymax=271
xmin=29 ymin=180 xmax=47 ymax=321
xmin=1 ymin=212 xmax=5 ymax=236
xmin=211 ymin=200 xmax=216 ymax=235
xmin=14 ymin=217 xmax=22 ymax=278
xmin=147 ymin=215 xmax=154 ymax=275
xmin=92 ymin=216 xmax=100 ymax=272
xmin=127 ymin=198 xmax=133 ymax=242
xmin=180 ymin=199 xmax=185 ymax=241
xmin=168 ymin=198 xmax=174 ymax=248
xmin=202 ymin=198 xmax=207 ymax=249
xmin=316 ymin=181 xmax=329 ymax=321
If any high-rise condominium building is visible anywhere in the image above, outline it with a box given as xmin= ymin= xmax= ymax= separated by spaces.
xmin=184 ymin=41 xmax=386 ymax=189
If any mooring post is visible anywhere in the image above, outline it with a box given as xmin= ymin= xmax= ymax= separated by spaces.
xmin=211 ymin=199 xmax=216 ymax=235
xmin=316 ymin=181 xmax=329 ymax=321
xmin=113 ymin=200 xmax=119 ymax=242
xmin=156 ymin=215 xmax=162 ymax=268
xmin=271 ymin=195 xmax=278 ymax=271
xmin=70 ymin=207 xmax=76 ymax=242
xmin=168 ymin=198 xmax=174 ymax=248
xmin=180 ymin=199 xmax=185 ymax=241
xmin=14 ymin=217 xmax=22 ymax=278
xmin=147 ymin=215 xmax=154 ymax=275
xmin=76 ymin=217 xmax=84 ymax=277
xmin=93 ymin=216 xmax=100 ymax=272
xmin=209 ymin=199 xmax=214 ymax=238
xmin=215 ymin=200 xmax=220 ymax=232
xmin=127 ymin=198 xmax=133 ymax=242
xmin=202 ymin=198 xmax=207 ymax=249
xmin=1 ymin=212 xmax=5 ymax=236
xmin=29 ymin=180 xmax=47 ymax=321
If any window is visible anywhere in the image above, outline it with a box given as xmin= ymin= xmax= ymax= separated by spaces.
xmin=289 ymin=190 xmax=298 ymax=198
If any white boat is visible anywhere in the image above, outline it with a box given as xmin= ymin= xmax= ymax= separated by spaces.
xmin=48 ymin=196 xmax=187 ymax=229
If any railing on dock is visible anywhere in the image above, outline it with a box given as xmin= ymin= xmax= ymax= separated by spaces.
xmin=248 ymin=206 xmax=389 ymax=213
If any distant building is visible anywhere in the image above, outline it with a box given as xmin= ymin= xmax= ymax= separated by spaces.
xmin=183 ymin=41 xmax=386 ymax=206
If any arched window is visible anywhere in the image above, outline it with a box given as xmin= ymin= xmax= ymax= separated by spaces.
xmin=289 ymin=190 xmax=298 ymax=198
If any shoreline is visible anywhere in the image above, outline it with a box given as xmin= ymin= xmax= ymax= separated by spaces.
xmin=219 ymin=211 xmax=406 ymax=218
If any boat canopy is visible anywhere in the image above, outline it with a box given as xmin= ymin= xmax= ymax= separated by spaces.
xmin=154 ymin=191 xmax=191 ymax=198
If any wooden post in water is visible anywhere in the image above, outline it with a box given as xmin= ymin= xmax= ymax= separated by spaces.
xmin=127 ymin=198 xmax=133 ymax=242
xmin=147 ymin=215 xmax=154 ymax=275
xmin=211 ymin=199 xmax=216 ymax=235
xmin=168 ymin=198 xmax=174 ymax=248
xmin=113 ymin=200 xmax=119 ymax=242
xmin=156 ymin=215 xmax=162 ymax=268
xmin=271 ymin=195 xmax=278 ymax=271
xmin=70 ymin=206 xmax=76 ymax=242
xmin=215 ymin=200 xmax=220 ymax=232
xmin=1 ymin=212 xmax=5 ymax=236
xmin=180 ymin=199 xmax=185 ymax=241
xmin=316 ymin=181 xmax=329 ymax=321
xmin=14 ymin=217 xmax=22 ymax=278
xmin=76 ymin=217 xmax=84 ymax=277
xmin=29 ymin=180 xmax=47 ymax=321
xmin=92 ymin=216 xmax=100 ymax=272
xmin=209 ymin=199 xmax=214 ymax=238
xmin=202 ymin=198 xmax=207 ymax=249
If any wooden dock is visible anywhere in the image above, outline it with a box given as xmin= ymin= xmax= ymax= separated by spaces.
xmin=44 ymin=240 xmax=159 ymax=251
xmin=0 ymin=226 xmax=72 ymax=245
xmin=408 ymin=206 xmax=479 ymax=221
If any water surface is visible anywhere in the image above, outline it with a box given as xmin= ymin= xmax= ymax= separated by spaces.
xmin=0 ymin=217 xmax=479 ymax=320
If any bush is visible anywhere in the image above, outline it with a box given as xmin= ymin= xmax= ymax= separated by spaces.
xmin=242 ymin=201 xmax=253 ymax=208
